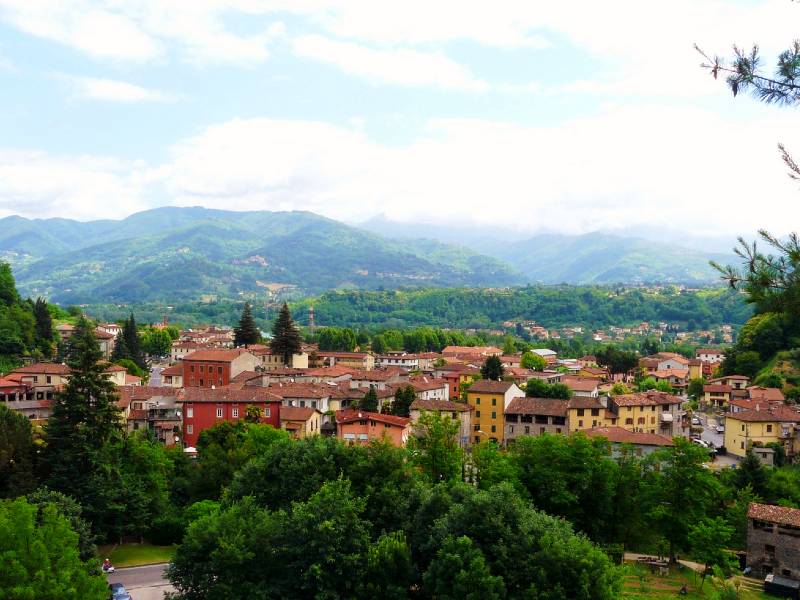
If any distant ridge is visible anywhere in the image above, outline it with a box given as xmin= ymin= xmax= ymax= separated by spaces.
xmin=1 ymin=207 xmax=521 ymax=303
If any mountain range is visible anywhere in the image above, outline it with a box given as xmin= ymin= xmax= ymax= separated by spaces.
xmin=1 ymin=207 xmax=734 ymax=304
xmin=1 ymin=207 xmax=519 ymax=303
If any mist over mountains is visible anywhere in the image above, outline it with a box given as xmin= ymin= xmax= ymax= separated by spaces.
xmin=0 ymin=207 xmax=733 ymax=303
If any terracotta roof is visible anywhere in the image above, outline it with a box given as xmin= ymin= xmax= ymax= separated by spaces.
xmin=748 ymin=386 xmax=785 ymax=402
xmin=56 ymin=324 xmax=75 ymax=331
xmin=160 ymin=365 xmax=183 ymax=376
xmin=584 ymin=426 xmax=674 ymax=447
xmin=180 ymin=386 xmax=282 ymax=403
xmin=0 ymin=377 xmax=24 ymax=389
xmin=728 ymin=398 xmax=778 ymax=412
xmin=748 ymin=502 xmax=800 ymax=527
xmin=410 ymin=399 xmax=472 ymax=412
xmin=728 ymin=405 xmax=800 ymax=423
xmin=612 ymin=391 xmax=682 ymax=407
xmin=505 ymin=397 xmax=569 ymax=417
xmin=172 ymin=341 xmax=205 ymax=349
xmin=124 ymin=385 xmax=178 ymax=399
xmin=350 ymin=368 xmax=405 ymax=381
xmin=407 ymin=376 xmax=448 ymax=391
xmin=568 ymin=396 xmax=605 ymax=410
xmin=708 ymin=375 xmax=750 ymax=382
xmin=281 ymin=406 xmax=317 ymax=421
xmin=11 ymin=363 xmax=70 ymax=375
xmin=651 ymin=369 xmax=689 ymax=379
xmin=230 ymin=370 xmax=263 ymax=384
xmin=335 ymin=409 xmax=410 ymax=427
xmin=468 ymin=379 xmax=516 ymax=394
xmin=124 ymin=374 xmax=142 ymax=385
xmin=128 ymin=409 xmax=148 ymax=420
xmin=303 ymin=366 xmax=355 ymax=377
xmin=703 ymin=384 xmax=733 ymax=393
xmin=338 ymin=382 xmax=395 ymax=399
xmin=652 ymin=352 xmax=690 ymax=364
xmin=94 ymin=328 xmax=115 ymax=339
xmin=562 ymin=377 xmax=599 ymax=392
xmin=688 ymin=359 xmax=703 ymax=366
xmin=268 ymin=383 xmax=335 ymax=399
xmin=697 ymin=348 xmax=725 ymax=355
xmin=103 ymin=364 xmax=126 ymax=372
xmin=284 ymin=422 xmax=302 ymax=430
xmin=183 ymin=348 xmax=253 ymax=362
xmin=442 ymin=345 xmax=502 ymax=356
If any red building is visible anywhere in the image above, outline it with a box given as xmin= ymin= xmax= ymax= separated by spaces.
xmin=178 ymin=386 xmax=282 ymax=447
xmin=181 ymin=348 xmax=259 ymax=388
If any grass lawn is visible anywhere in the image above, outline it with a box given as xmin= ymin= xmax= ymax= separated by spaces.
xmin=621 ymin=562 xmax=774 ymax=599
xmin=97 ymin=543 xmax=177 ymax=568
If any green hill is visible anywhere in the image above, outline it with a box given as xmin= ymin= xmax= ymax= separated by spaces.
xmin=5 ymin=208 xmax=522 ymax=303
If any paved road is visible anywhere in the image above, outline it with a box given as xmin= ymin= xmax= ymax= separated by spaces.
xmin=150 ymin=365 xmax=163 ymax=387
xmin=107 ymin=564 xmax=173 ymax=600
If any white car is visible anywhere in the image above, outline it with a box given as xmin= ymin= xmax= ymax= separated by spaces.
xmin=691 ymin=417 xmax=702 ymax=426
xmin=716 ymin=424 xmax=725 ymax=434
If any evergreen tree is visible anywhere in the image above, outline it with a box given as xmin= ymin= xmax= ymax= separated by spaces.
xmin=0 ymin=262 xmax=19 ymax=306
xmin=391 ymin=385 xmax=416 ymax=417
xmin=480 ymin=356 xmax=504 ymax=381
xmin=360 ymin=386 xmax=379 ymax=412
xmin=122 ymin=313 xmax=146 ymax=369
xmin=44 ymin=318 xmax=122 ymax=525
xmin=111 ymin=330 xmax=129 ymax=362
xmin=234 ymin=302 xmax=261 ymax=347
xmin=270 ymin=302 xmax=302 ymax=365
xmin=33 ymin=297 xmax=53 ymax=357
xmin=0 ymin=404 xmax=37 ymax=498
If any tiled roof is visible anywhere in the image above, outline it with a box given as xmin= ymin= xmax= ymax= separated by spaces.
xmin=708 ymin=375 xmax=750 ymax=382
xmin=268 ymin=383 xmax=335 ymax=399
xmin=568 ymin=396 xmax=605 ymax=410
xmin=728 ymin=405 xmax=800 ymax=423
xmin=704 ymin=384 xmax=732 ymax=393
xmin=0 ymin=377 xmax=24 ymax=388
xmin=584 ymin=426 xmax=674 ymax=447
xmin=442 ymin=345 xmax=502 ymax=355
xmin=183 ymin=348 xmax=252 ymax=362
xmin=281 ymin=406 xmax=317 ymax=421
xmin=748 ymin=386 xmax=785 ymax=402
xmin=468 ymin=379 xmax=516 ymax=394
xmin=303 ymin=366 xmax=355 ymax=377
xmin=11 ymin=363 xmax=70 ymax=375
xmin=407 ymin=376 xmax=448 ymax=391
xmin=317 ymin=351 xmax=370 ymax=358
xmin=180 ymin=386 xmax=282 ymax=403
xmin=350 ymin=368 xmax=405 ymax=381
xmin=612 ymin=391 xmax=682 ymax=407
xmin=230 ymin=370 xmax=263 ymax=384
xmin=335 ymin=409 xmax=410 ymax=427
xmin=410 ymin=399 xmax=472 ymax=412
xmin=748 ymin=502 xmax=800 ymax=527
xmin=505 ymin=397 xmax=569 ymax=417
xmin=160 ymin=364 xmax=183 ymax=376
xmin=562 ymin=377 xmax=599 ymax=392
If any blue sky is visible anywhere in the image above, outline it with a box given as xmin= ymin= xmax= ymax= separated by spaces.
xmin=0 ymin=0 xmax=798 ymax=237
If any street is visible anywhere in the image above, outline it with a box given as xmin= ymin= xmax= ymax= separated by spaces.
xmin=694 ymin=412 xmax=740 ymax=468
xmin=149 ymin=364 xmax=164 ymax=387
xmin=108 ymin=564 xmax=173 ymax=600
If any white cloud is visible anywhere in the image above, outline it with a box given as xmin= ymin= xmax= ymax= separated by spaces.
xmin=67 ymin=76 xmax=178 ymax=102
xmin=3 ymin=105 xmax=799 ymax=236
xmin=0 ymin=150 xmax=150 ymax=220
xmin=292 ymin=34 xmax=488 ymax=90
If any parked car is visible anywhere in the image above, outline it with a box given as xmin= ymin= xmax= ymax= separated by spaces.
xmin=716 ymin=424 xmax=725 ymax=433
xmin=691 ymin=416 xmax=702 ymax=426
xmin=109 ymin=583 xmax=132 ymax=600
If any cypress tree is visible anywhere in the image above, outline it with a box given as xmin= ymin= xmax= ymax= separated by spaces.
xmin=270 ymin=302 xmax=302 ymax=366
xmin=360 ymin=385 xmax=379 ymax=413
xmin=392 ymin=385 xmax=415 ymax=417
xmin=45 ymin=317 xmax=122 ymax=513
xmin=122 ymin=313 xmax=146 ymax=369
xmin=480 ymin=356 xmax=504 ymax=381
xmin=33 ymin=297 xmax=53 ymax=357
xmin=234 ymin=302 xmax=261 ymax=347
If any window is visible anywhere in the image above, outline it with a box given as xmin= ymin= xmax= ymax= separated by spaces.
xmin=476 ymin=410 xmax=481 ymax=418
xmin=492 ymin=398 xmax=497 ymax=406
xmin=187 ymin=424 xmax=193 ymax=434
xmin=46 ymin=376 xmax=52 ymax=384
xmin=637 ymin=417 xmax=645 ymax=424
xmin=741 ymin=442 xmax=745 ymax=449
xmin=491 ymin=411 xmax=496 ymax=419
xmin=190 ymin=365 xmax=195 ymax=372
xmin=651 ymin=406 xmax=656 ymax=412
xmin=187 ymin=406 xmax=193 ymax=418
xmin=556 ymin=428 xmax=561 ymax=434
xmin=509 ymin=426 xmax=514 ymax=433
xmin=525 ymin=425 xmax=530 ymax=434
xmin=577 ymin=408 xmax=585 ymax=416
xmin=625 ymin=417 xmax=633 ymax=425
xmin=535 ymin=415 xmax=548 ymax=424
xmin=200 ymin=365 xmax=204 ymax=372
xmin=265 ymin=407 xmax=271 ymax=418
xmin=216 ymin=408 xmax=223 ymax=418
xmin=741 ymin=424 xmax=745 ymax=432
xmin=592 ymin=420 xmax=598 ymax=427
xmin=475 ymin=435 xmax=480 ymax=443
xmin=476 ymin=397 xmax=481 ymax=405
xmin=578 ymin=420 xmax=583 ymax=427
xmin=474 ymin=425 xmax=480 ymax=431
xmin=218 ymin=366 xmax=223 ymax=374
xmin=218 ymin=379 xmax=223 ymax=386
xmin=767 ymin=424 xmax=773 ymax=433
xmin=199 ymin=379 xmax=204 ymax=387
xmin=451 ymin=412 xmax=457 ymax=419
xmin=300 ymin=400 xmax=306 ymax=407
xmin=232 ymin=407 xmax=239 ymax=418
xmin=650 ymin=417 xmax=655 ymax=424
xmin=370 ymin=420 xmax=376 ymax=426
xmin=591 ymin=408 xmax=599 ymax=416
xmin=491 ymin=425 xmax=496 ymax=433
xmin=189 ymin=377 xmax=194 ymax=386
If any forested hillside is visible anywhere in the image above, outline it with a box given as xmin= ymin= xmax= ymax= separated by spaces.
xmin=0 ymin=263 xmax=59 ymax=372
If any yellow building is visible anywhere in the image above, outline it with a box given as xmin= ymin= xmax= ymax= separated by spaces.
xmin=606 ymin=391 xmax=684 ymax=437
xmin=567 ymin=397 xmax=610 ymax=432
xmin=724 ymin=405 xmax=800 ymax=458
xmin=280 ymin=406 xmax=322 ymax=438
xmin=466 ymin=380 xmax=523 ymax=445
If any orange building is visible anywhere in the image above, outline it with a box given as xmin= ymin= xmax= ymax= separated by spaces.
xmin=335 ymin=409 xmax=411 ymax=447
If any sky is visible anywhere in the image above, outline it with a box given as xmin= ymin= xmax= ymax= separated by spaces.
xmin=0 ymin=0 xmax=798 ymax=237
